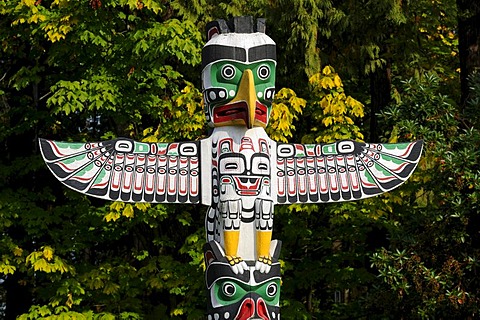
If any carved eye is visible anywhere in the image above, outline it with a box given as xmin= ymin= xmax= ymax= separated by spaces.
xmin=221 ymin=65 xmax=236 ymax=80
xmin=222 ymin=282 xmax=236 ymax=297
xmin=225 ymin=163 xmax=238 ymax=170
xmin=257 ymin=65 xmax=270 ymax=80
xmin=266 ymin=283 xmax=277 ymax=297
xmin=258 ymin=162 xmax=268 ymax=171
xmin=251 ymin=155 xmax=270 ymax=175
xmin=220 ymin=157 xmax=245 ymax=174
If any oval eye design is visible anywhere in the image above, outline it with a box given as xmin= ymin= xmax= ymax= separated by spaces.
xmin=257 ymin=65 xmax=270 ymax=80
xmin=222 ymin=282 xmax=236 ymax=297
xmin=225 ymin=163 xmax=238 ymax=170
xmin=258 ymin=162 xmax=268 ymax=171
xmin=266 ymin=283 xmax=278 ymax=297
xmin=221 ymin=65 xmax=236 ymax=80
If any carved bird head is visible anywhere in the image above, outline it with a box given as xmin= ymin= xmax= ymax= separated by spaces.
xmin=202 ymin=17 xmax=276 ymax=129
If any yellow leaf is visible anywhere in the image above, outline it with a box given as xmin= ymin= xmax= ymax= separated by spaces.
xmin=308 ymin=73 xmax=321 ymax=86
xmin=323 ymin=117 xmax=333 ymax=127
xmin=142 ymin=127 xmax=154 ymax=137
xmin=172 ymin=308 xmax=184 ymax=316
xmin=12 ymin=18 xmax=26 ymax=25
xmin=333 ymin=75 xmax=342 ymax=88
xmin=123 ymin=204 xmax=134 ymax=218
xmin=23 ymin=0 xmax=35 ymax=7
xmin=135 ymin=202 xmax=150 ymax=212
xmin=29 ymin=13 xmax=46 ymax=24
xmin=60 ymin=15 xmax=71 ymax=22
xmin=104 ymin=211 xmax=120 ymax=222
xmin=0 ymin=263 xmax=16 ymax=275
xmin=322 ymin=66 xmax=332 ymax=75
xmin=289 ymin=96 xmax=306 ymax=114
xmin=13 ymin=247 xmax=23 ymax=257
xmin=43 ymin=246 xmax=54 ymax=261
xmin=352 ymin=102 xmax=364 ymax=117
xmin=110 ymin=201 xmax=124 ymax=212
xmin=66 ymin=293 xmax=73 ymax=308
xmin=322 ymin=77 xmax=335 ymax=89
xmin=333 ymin=102 xmax=346 ymax=115
xmin=33 ymin=258 xmax=50 ymax=272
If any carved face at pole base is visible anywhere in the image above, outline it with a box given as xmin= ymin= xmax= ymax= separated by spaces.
xmin=204 ymin=241 xmax=281 ymax=320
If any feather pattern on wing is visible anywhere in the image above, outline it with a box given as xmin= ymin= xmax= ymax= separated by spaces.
xmin=39 ymin=138 xmax=202 ymax=203
xmin=275 ymin=140 xmax=423 ymax=204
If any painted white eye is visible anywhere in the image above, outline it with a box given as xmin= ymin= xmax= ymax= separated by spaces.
xmin=221 ymin=65 xmax=236 ymax=80
xmin=219 ymin=157 xmax=245 ymax=174
xmin=225 ymin=163 xmax=238 ymax=170
xmin=222 ymin=282 xmax=236 ymax=297
xmin=258 ymin=163 xmax=268 ymax=171
xmin=266 ymin=283 xmax=277 ymax=297
xmin=251 ymin=155 xmax=270 ymax=175
xmin=257 ymin=65 xmax=270 ymax=80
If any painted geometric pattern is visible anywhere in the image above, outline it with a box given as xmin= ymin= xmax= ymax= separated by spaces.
xmin=39 ymin=138 xmax=201 ymax=203
xmin=276 ymin=140 xmax=423 ymax=204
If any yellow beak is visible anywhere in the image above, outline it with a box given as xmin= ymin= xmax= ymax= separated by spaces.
xmin=230 ymin=69 xmax=257 ymax=128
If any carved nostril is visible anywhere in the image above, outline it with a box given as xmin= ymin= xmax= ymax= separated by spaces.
xmin=256 ymin=298 xmax=269 ymax=319
xmin=236 ymin=298 xmax=255 ymax=320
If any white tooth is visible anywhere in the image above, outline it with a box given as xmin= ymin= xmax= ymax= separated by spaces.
xmin=255 ymin=261 xmax=261 ymax=271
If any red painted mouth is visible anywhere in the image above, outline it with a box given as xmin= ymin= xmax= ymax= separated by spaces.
xmin=254 ymin=103 xmax=268 ymax=125
xmin=214 ymin=101 xmax=248 ymax=123
xmin=233 ymin=177 xmax=262 ymax=195
xmin=213 ymin=101 xmax=268 ymax=127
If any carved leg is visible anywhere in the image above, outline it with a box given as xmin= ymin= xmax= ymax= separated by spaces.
xmin=255 ymin=198 xmax=274 ymax=273
xmin=256 ymin=230 xmax=273 ymax=273
xmin=221 ymin=199 xmax=248 ymax=274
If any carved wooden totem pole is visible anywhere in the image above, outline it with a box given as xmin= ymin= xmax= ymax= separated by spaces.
xmin=39 ymin=17 xmax=423 ymax=320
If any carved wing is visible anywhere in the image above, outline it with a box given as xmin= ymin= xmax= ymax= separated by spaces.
xmin=275 ymin=140 xmax=423 ymax=204
xmin=39 ymin=138 xmax=207 ymax=203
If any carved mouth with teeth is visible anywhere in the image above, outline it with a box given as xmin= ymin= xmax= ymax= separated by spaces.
xmin=233 ymin=177 xmax=262 ymax=195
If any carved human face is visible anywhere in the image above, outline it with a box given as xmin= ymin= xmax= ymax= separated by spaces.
xmin=217 ymin=137 xmax=271 ymax=204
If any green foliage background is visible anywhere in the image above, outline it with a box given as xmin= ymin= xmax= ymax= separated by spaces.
xmin=1 ymin=0 xmax=479 ymax=319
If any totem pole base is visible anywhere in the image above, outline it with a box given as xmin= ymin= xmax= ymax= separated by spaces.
xmin=204 ymin=240 xmax=282 ymax=320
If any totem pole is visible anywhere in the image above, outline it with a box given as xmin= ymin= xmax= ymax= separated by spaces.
xmin=39 ymin=16 xmax=423 ymax=320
